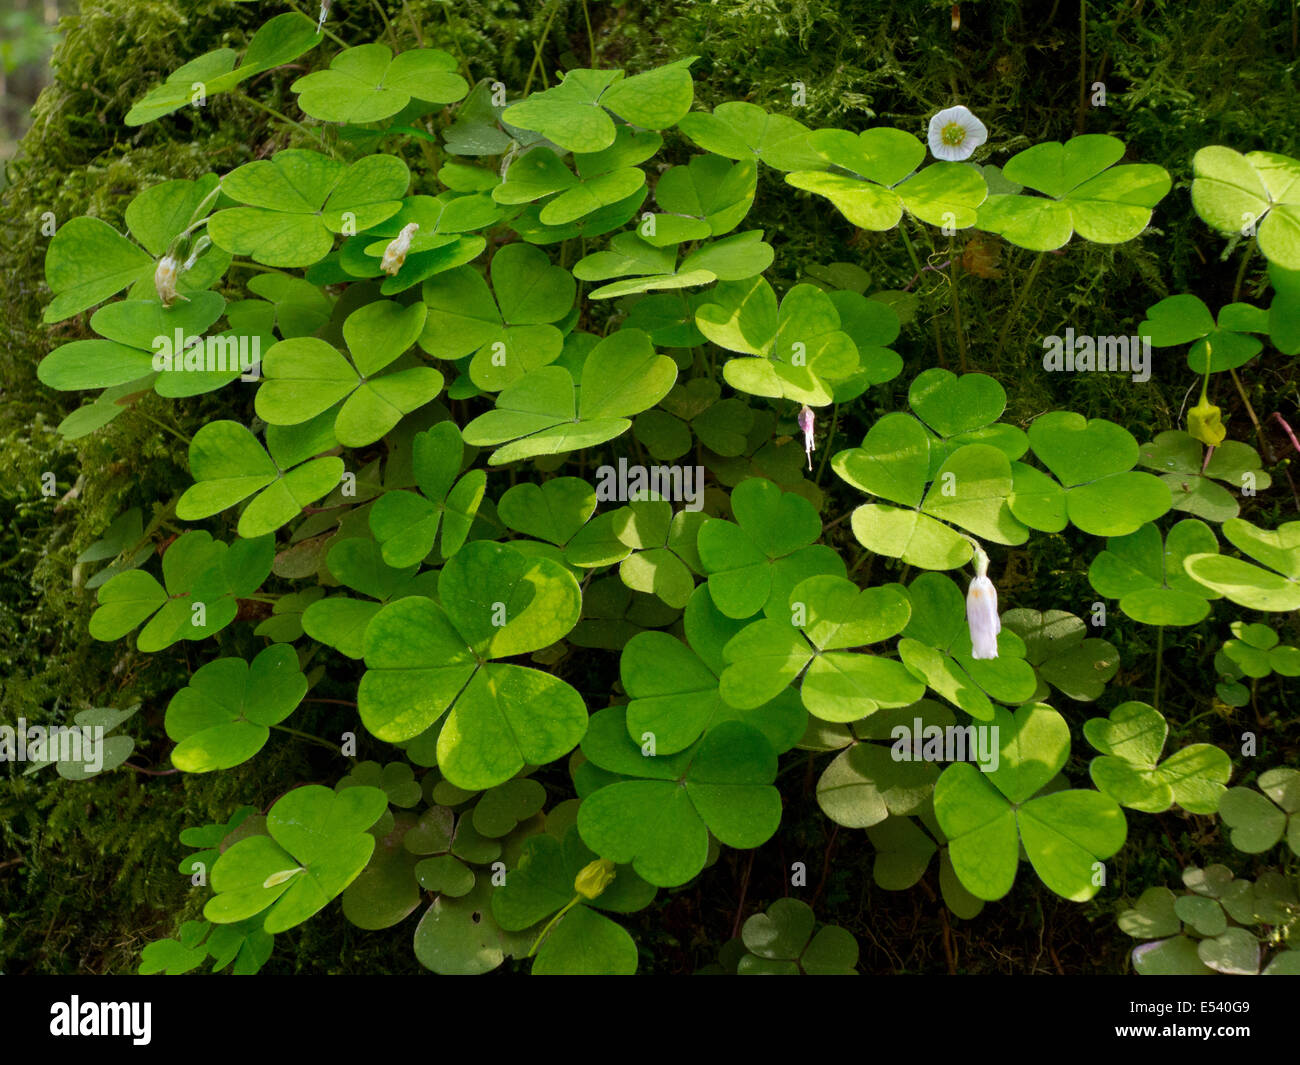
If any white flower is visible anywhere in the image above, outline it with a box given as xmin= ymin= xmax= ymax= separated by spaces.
xmin=797 ymin=405 xmax=815 ymax=470
xmin=381 ymin=223 xmax=420 ymax=276
xmin=966 ymin=547 xmax=1001 ymax=659
xmin=928 ymin=105 xmax=987 ymax=162
xmin=154 ymin=254 xmax=182 ymax=307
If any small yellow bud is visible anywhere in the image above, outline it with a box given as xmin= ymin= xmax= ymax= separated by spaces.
xmin=1187 ymin=346 xmax=1226 ymax=447
xmin=573 ymin=858 xmax=616 ymax=900
xmin=1187 ymin=394 xmax=1226 ymax=447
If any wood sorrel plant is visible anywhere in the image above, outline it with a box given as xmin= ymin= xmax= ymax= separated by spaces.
xmin=34 ymin=7 xmax=1300 ymax=976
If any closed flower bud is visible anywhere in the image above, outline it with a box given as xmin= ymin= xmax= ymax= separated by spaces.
xmin=798 ymin=404 xmax=815 ymax=470
xmin=381 ymin=222 xmax=419 ymax=276
xmin=966 ymin=547 xmax=1000 ymax=660
xmin=1187 ymin=395 xmax=1226 ymax=447
xmin=1187 ymin=343 xmax=1226 ymax=448
xmin=573 ymin=858 xmax=616 ymax=900
xmin=154 ymin=254 xmax=182 ymax=307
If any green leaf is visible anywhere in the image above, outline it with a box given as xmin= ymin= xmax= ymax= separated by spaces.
xmin=176 ymin=419 xmax=343 ymax=538
xmin=787 ymin=130 xmax=987 ymax=231
xmin=500 ymin=68 xmax=624 ymax=153
xmin=1000 ymin=609 xmax=1119 ymax=701
xmin=210 ymin=151 xmax=409 ymax=267
xmin=978 ymin=135 xmax=1170 ymax=251
xmin=358 ymin=544 xmax=586 ymax=788
xmin=699 ymin=279 xmax=862 ymax=406
xmin=125 ymin=13 xmax=321 ymax=126
xmin=678 ymin=102 xmax=825 ymax=172
xmin=577 ymin=716 xmax=780 ymax=887
xmin=1218 ymin=770 xmax=1299 ymax=855
xmin=1088 ymin=520 xmax=1221 ymax=626
xmin=1084 ymin=701 xmax=1231 ymax=814
xmin=292 ymin=45 xmax=467 ymax=123
xmin=1192 ymin=147 xmax=1300 ymax=269
xmin=1183 ymin=518 xmax=1300 ymax=612
xmin=462 ymin=328 xmax=676 ymax=463
xmin=206 ymin=785 xmax=388 ymax=933
xmin=166 ymin=645 xmax=307 ymax=773
xmin=42 ymin=217 xmax=153 ymax=323
xmin=697 ymin=477 xmax=844 ymax=619
xmin=1027 ymin=412 xmax=1171 ymax=535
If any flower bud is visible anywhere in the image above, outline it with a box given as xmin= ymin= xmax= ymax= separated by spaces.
xmin=1187 ymin=391 xmax=1226 ymax=447
xmin=154 ymin=254 xmax=182 ymax=307
xmin=798 ymin=405 xmax=815 ymax=471
xmin=381 ymin=222 xmax=419 ymax=276
xmin=573 ymin=858 xmax=616 ymax=900
xmin=966 ymin=547 xmax=1000 ymax=660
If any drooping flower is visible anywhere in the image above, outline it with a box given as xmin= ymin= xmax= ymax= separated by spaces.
xmin=573 ymin=858 xmax=616 ymax=900
xmin=927 ymin=105 xmax=987 ymax=162
xmin=966 ymin=546 xmax=1001 ymax=660
xmin=317 ymin=1 xmax=332 ymax=33
xmin=1187 ymin=343 xmax=1226 ymax=447
xmin=798 ymin=405 xmax=815 ymax=471
xmin=154 ymin=254 xmax=183 ymax=307
xmin=381 ymin=222 xmax=420 ymax=276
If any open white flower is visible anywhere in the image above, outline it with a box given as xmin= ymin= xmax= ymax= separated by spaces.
xmin=797 ymin=405 xmax=815 ymax=470
xmin=381 ymin=222 xmax=420 ymax=276
xmin=966 ymin=546 xmax=1001 ymax=659
xmin=928 ymin=105 xmax=987 ymax=162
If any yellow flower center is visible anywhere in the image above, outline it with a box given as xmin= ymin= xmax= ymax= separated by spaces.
xmin=941 ymin=122 xmax=967 ymax=146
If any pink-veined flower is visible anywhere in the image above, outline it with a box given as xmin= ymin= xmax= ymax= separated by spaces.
xmin=927 ymin=105 xmax=987 ymax=162
xmin=966 ymin=547 xmax=1000 ymax=659
xmin=798 ymin=405 xmax=815 ymax=470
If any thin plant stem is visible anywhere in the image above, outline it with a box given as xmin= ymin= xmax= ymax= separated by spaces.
xmin=369 ymin=0 xmax=398 ymax=48
xmin=1231 ymin=235 xmax=1256 ymax=302
xmin=1229 ymin=368 xmax=1265 ymax=441
xmin=1153 ymin=626 xmax=1164 ymax=711
xmin=401 ymin=1 xmax=424 ymax=46
xmin=1224 ymin=236 xmax=1267 ymax=444
xmin=134 ymin=411 xmax=191 ymax=447
xmin=995 ymin=251 xmax=1046 ymax=360
xmin=815 ymin=404 xmax=839 ymax=484
xmin=237 ymin=92 xmax=335 ymax=156
xmin=271 ymin=724 xmax=341 ymax=754
xmin=582 ymin=0 xmax=596 ymax=65
xmin=948 ymin=254 xmax=969 ymax=372
xmin=528 ymin=896 xmax=581 ymax=956
xmin=1075 ymin=0 xmax=1089 ymax=134
xmin=524 ymin=0 xmax=561 ymax=97
xmin=899 ymin=224 xmax=947 ymax=367
xmin=229 ymin=261 xmax=296 ymax=277
xmin=284 ymin=0 xmax=349 ymax=47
